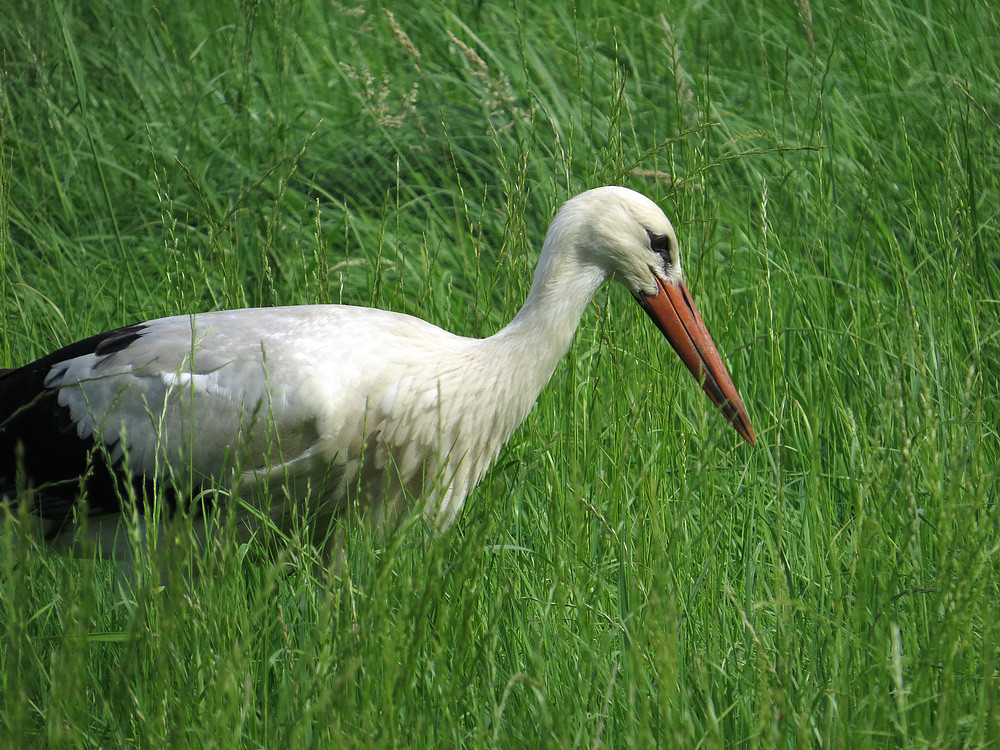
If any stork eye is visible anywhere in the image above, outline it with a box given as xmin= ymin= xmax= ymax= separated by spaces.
xmin=646 ymin=229 xmax=673 ymax=265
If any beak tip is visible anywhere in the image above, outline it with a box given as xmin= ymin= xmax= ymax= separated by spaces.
xmin=730 ymin=409 xmax=756 ymax=446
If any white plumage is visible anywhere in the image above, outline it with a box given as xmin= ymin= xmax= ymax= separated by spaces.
xmin=0 ymin=186 xmax=754 ymax=555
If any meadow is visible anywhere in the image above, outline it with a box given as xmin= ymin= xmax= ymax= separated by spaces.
xmin=1 ymin=0 xmax=998 ymax=746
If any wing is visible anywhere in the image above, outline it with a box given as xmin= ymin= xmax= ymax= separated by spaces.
xmin=0 ymin=313 xmax=325 ymax=528
xmin=0 ymin=324 xmax=171 ymax=528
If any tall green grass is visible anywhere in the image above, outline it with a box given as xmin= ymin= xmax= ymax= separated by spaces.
xmin=2 ymin=0 xmax=998 ymax=746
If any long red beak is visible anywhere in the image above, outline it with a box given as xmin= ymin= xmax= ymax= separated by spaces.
xmin=634 ymin=277 xmax=756 ymax=445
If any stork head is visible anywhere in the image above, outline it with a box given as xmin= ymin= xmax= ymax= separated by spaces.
xmin=556 ymin=186 xmax=756 ymax=445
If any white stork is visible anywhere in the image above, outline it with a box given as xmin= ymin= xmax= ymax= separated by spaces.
xmin=0 ymin=187 xmax=754 ymax=557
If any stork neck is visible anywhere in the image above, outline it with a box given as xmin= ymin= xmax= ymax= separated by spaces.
xmin=487 ymin=246 xmax=606 ymax=390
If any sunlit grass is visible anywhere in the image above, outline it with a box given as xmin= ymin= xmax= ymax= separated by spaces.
xmin=2 ymin=0 xmax=999 ymax=746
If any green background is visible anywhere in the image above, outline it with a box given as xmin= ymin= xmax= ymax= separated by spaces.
xmin=2 ymin=0 xmax=998 ymax=746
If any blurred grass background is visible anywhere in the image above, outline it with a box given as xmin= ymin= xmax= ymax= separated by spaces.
xmin=1 ymin=0 xmax=999 ymax=746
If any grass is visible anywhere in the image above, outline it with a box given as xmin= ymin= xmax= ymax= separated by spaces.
xmin=2 ymin=0 xmax=999 ymax=746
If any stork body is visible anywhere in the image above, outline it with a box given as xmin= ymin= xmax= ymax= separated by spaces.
xmin=0 ymin=187 xmax=754 ymax=556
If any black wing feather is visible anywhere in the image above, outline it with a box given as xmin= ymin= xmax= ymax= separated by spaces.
xmin=0 ymin=323 xmax=179 ymax=530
